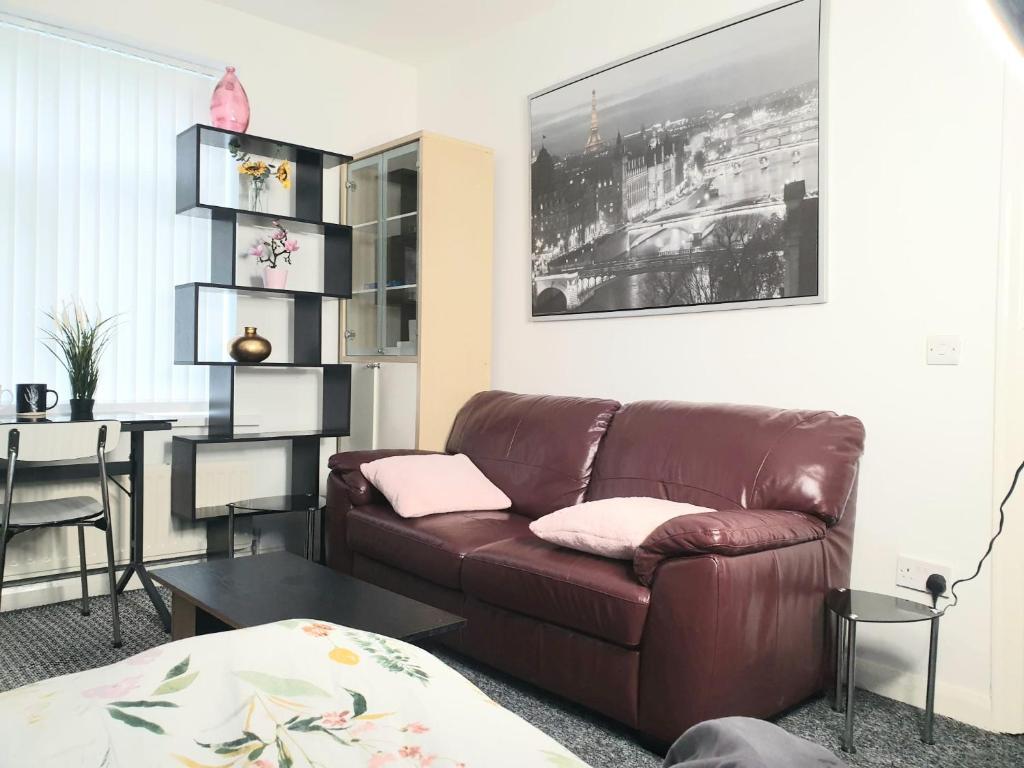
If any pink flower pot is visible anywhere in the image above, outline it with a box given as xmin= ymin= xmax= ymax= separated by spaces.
xmin=263 ymin=267 xmax=288 ymax=289
xmin=210 ymin=66 xmax=250 ymax=133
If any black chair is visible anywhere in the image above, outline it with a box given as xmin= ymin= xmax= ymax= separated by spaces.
xmin=0 ymin=421 xmax=122 ymax=647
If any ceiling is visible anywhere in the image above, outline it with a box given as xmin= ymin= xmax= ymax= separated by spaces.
xmin=208 ymin=0 xmax=558 ymax=65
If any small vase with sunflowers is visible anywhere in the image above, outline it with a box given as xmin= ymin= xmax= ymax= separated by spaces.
xmin=229 ymin=139 xmax=292 ymax=214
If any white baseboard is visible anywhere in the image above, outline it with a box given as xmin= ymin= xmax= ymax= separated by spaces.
xmin=0 ymin=572 xmax=142 ymax=612
xmin=856 ymin=656 xmax=998 ymax=732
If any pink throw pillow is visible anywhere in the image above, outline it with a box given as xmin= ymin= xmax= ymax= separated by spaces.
xmin=360 ymin=453 xmax=512 ymax=518
xmin=529 ymin=497 xmax=713 ymax=559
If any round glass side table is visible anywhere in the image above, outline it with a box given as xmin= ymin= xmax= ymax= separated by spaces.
xmin=826 ymin=588 xmax=943 ymax=753
xmin=225 ymin=494 xmax=327 ymax=562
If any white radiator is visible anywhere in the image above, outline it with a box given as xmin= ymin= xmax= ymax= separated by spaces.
xmin=1 ymin=458 xmax=253 ymax=610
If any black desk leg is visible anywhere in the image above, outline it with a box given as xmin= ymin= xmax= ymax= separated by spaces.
xmin=115 ymin=431 xmax=171 ymax=632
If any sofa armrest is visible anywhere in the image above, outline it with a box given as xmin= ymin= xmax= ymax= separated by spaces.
xmin=633 ymin=509 xmax=827 ymax=586
xmin=327 ymin=449 xmax=442 ymax=506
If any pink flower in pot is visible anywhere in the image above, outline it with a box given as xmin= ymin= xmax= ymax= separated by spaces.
xmin=249 ymin=222 xmax=298 ymax=290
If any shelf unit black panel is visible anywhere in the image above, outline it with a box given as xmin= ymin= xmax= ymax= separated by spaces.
xmin=172 ymin=434 xmax=333 ymax=522
xmin=179 ymin=203 xmax=351 ymax=235
xmin=174 ymin=429 xmax=350 ymax=445
xmin=174 ymin=209 xmax=352 ymax=294
xmin=179 ymin=281 xmax=350 ymax=301
xmin=170 ymin=360 xmax=351 ymax=521
xmin=193 ymin=124 xmax=351 ymax=168
xmin=174 ymin=283 xmax=340 ymax=367
xmin=176 ymin=124 xmax=351 ymax=217
xmin=172 ymin=123 xmax=353 ymax=523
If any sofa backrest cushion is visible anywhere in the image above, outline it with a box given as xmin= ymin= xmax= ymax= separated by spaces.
xmin=446 ymin=390 xmax=621 ymax=519
xmin=586 ymin=401 xmax=865 ymax=525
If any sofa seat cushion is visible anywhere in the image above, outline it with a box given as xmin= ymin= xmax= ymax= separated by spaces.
xmin=346 ymin=503 xmax=532 ymax=589
xmin=462 ymin=536 xmax=651 ymax=647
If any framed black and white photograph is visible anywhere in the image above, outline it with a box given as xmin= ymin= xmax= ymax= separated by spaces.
xmin=529 ymin=0 xmax=823 ymax=319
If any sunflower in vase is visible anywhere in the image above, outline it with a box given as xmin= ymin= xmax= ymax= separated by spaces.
xmin=230 ymin=139 xmax=291 ymax=212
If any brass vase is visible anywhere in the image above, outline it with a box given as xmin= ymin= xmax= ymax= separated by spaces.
xmin=229 ymin=326 xmax=271 ymax=363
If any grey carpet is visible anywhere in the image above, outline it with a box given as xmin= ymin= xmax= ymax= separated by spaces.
xmin=0 ymin=589 xmax=1021 ymax=767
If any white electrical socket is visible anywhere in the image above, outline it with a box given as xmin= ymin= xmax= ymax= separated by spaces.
xmin=896 ymin=556 xmax=952 ymax=596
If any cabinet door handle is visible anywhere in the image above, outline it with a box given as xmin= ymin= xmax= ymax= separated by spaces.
xmin=344 ymin=329 xmax=356 ymax=340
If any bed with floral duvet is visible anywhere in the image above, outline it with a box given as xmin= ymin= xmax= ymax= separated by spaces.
xmin=0 ymin=619 xmax=589 ymax=768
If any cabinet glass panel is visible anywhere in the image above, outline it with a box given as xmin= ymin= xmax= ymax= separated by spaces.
xmin=386 ymin=144 xmax=419 ymax=218
xmin=344 ymin=141 xmax=419 ymax=357
xmin=380 ymin=143 xmax=418 ymax=355
xmin=383 ymin=214 xmax=418 ymax=355
xmin=346 ymin=225 xmax=380 ymax=356
xmin=347 ymin=157 xmax=380 ymax=227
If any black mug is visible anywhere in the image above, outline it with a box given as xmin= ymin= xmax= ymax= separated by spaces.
xmin=16 ymin=384 xmax=58 ymax=417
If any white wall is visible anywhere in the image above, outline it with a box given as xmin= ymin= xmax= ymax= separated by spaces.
xmin=418 ymin=0 xmax=1012 ymax=729
xmin=0 ymin=0 xmax=417 ymax=152
xmin=0 ymin=0 xmax=418 ymax=602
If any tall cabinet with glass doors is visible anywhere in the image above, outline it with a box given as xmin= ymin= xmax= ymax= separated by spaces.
xmin=339 ymin=132 xmax=494 ymax=452
xmin=345 ymin=142 xmax=420 ymax=358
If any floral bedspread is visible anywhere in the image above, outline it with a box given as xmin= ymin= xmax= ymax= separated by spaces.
xmin=0 ymin=620 xmax=589 ymax=768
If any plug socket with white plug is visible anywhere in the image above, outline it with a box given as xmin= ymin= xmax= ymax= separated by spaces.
xmin=896 ymin=556 xmax=951 ymax=601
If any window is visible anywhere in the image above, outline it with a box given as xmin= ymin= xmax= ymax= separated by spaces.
xmin=0 ymin=18 xmax=214 ymax=406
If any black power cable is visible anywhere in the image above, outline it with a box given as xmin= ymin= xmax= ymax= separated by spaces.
xmin=945 ymin=456 xmax=1024 ymax=609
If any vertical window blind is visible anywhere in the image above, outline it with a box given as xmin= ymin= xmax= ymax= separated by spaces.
xmin=0 ymin=18 xmax=213 ymax=406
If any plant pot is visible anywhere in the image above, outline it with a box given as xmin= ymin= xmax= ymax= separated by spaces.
xmin=263 ymin=267 xmax=288 ymax=289
xmin=69 ymin=398 xmax=95 ymax=421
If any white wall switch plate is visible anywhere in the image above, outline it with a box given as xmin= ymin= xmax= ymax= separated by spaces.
xmin=927 ymin=334 xmax=961 ymax=365
xmin=896 ymin=556 xmax=952 ymax=595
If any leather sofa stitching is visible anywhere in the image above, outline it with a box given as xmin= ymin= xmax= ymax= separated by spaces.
xmin=642 ymin=519 xmax=825 ymax=550
xmin=590 ymin=476 xmax=740 ymax=506
xmin=771 ymin=549 xmax=782 ymax=695
xmin=350 ymin=521 xmax=524 ymax=559
xmin=505 ymin=403 xmax=530 ymax=457
xmin=473 ymin=454 xmax=589 ymax=483
xmin=709 ymin=555 xmax=722 ymax=712
xmin=467 ymin=557 xmax=650 ymax=606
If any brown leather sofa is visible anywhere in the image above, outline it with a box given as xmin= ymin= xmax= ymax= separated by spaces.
xmin=325 ymin=390 xmax=865 ymax=744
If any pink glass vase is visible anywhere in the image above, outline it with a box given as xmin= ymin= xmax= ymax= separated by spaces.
xmin=210 ymin=66 xmax=250 ymax=133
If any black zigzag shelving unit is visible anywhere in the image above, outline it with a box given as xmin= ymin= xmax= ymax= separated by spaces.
xmin=171 ymin=124 xmax=353 ymax=522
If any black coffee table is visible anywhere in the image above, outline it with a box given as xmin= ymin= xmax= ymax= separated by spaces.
xmin=152 ymin=551 xmax=465 ymax=643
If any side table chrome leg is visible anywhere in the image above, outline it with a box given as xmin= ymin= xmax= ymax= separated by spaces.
xmin=923 ymin=615 xmax=940 ymax=745
xmin=833 ymin=614 xmax=845 ymax=712
xmin=305 ymin=508 xmax=314 ymax=560
xmin=226 ymin=507 xmax=235 ymax=559
xmin=841 ymin=620 xmax=857 ymax=753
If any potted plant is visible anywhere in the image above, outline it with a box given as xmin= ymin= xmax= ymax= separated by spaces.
xmin=42 ymin=301 xmax=118 ymax=421
xmin=248 ymin=221 xmax=300 ymax=289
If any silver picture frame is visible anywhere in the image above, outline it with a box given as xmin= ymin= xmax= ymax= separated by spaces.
xmin=527 ymin=0 xmax=828 ymax=321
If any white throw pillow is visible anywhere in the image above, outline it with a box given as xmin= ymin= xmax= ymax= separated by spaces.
xmin=360 ymin=453 xmax=512 ymax=518
xmin=529 ymin=497 xmax=714 ymax=559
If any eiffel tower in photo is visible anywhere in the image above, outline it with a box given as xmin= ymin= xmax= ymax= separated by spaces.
xmin=584 ymin=89 xmax=605 ymax=154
